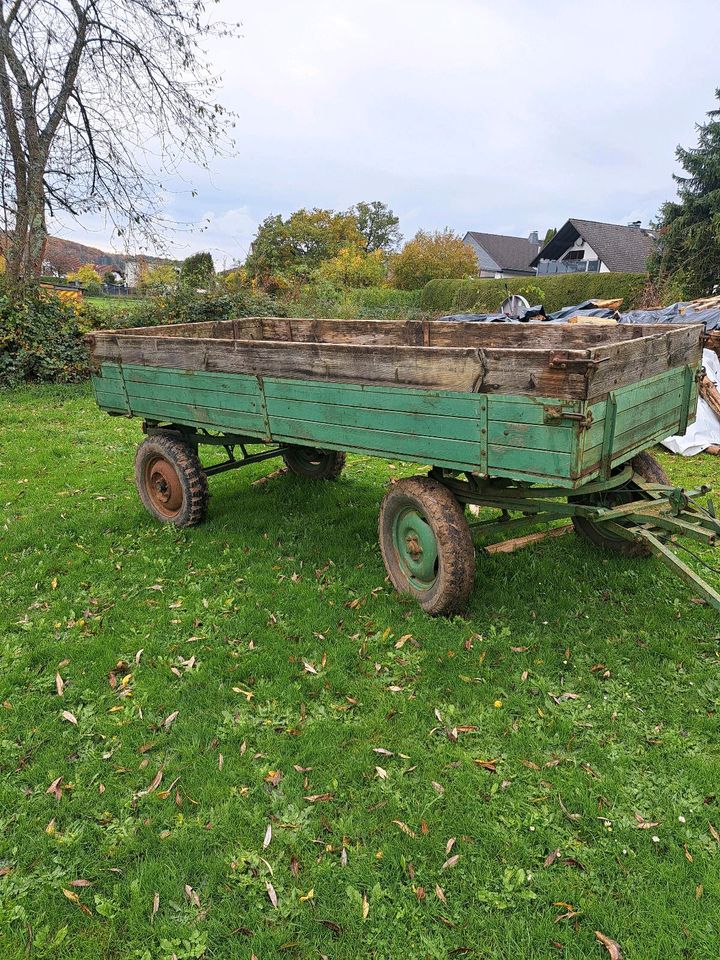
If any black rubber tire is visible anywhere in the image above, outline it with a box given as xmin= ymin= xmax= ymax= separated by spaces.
xmin=134 ymin=435 xmax=209 ymax=527
xmin=282 ymin=446 xmax=346 ymax=479
xmin=572 ymin=452 xmax=669 ymax=556
xmin=378 ymin=476 xmax=475 ymax=616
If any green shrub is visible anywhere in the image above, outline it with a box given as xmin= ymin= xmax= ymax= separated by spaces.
xmin=420 ymin=273 xmax=649 ymax=315
xmin=286 ymin=284 xmax=425 ymax=320
xmin=105 ymin=288 xmax=286 ymax=329
xmin=0 ymin=286 xmax=92 ymax=387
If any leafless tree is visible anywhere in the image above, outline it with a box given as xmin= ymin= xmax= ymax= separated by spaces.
xmin=0 ymin=0 xmax=237 ymax=283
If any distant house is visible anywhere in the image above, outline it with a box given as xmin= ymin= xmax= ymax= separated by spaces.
xmin=531 ymin=219 xmax=655 ymax=275
xmin=463 ymin=230 xmax=541 ymax=278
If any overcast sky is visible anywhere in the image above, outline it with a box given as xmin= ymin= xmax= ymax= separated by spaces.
xmin=58 ymin=0 xmax=720 ymax=266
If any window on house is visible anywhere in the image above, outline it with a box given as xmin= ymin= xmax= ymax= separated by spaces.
xmin=563 ymin=249 xmax=584 ymax=261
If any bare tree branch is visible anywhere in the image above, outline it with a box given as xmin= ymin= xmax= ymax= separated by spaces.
xmin=0 ymin=0 xmax=238 ymax=280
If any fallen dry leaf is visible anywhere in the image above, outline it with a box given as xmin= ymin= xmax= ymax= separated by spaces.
xmin=46 ymin=776 xmax=63 ymax=801
xmin=69 ymin=879 xmax=92 ymax=888
xmin=304 ymin=793 xmax=334 ymax=803
xmin=55 ymin=673 xmax=65 ymax=696
xmin=709 ymin=823 xmax=720 ymax=845
xmin=445 ymin=837 xmax=456 ymax=855
xmin=634 ymin=813 xmax=660 ymax=829
xmin=152 ymin=891 xmax=159 ymax=921
xmin=543 ymin=849 xmax=561 ymax=867
xmin=435 ymin=883 xmax=447 ymax=904
xmin=61 ymin=710 xmax=77 ymax=726
xmin=266 ymin=880 xmax=278 ymax=908
xmin=392 ymin=819 xmax=417 ymax=838
xmin=549 ymin=692 xmax=580 ymax=704
xmin=473 ymin=759 xmax=497 ymax=773
xmin=62 ymin=888 xmax=92 ymax=916
xmin=361 ymin=891 xmax=369 ymax=919
xmin=162 ymin=711 xmax=179 ymax=730
xmin=442 ymin=854 xmax=461 ymax=870
xmin=184 ymin=884 xmax=200 ymax=908
xmin=263 ymin=824 xmax=272 ymax=850
xmin=595 ymin=931 xmax=624 ymax=959
xmin=375 ymin=766 xmax=388 ymax=780
xmin=136 ymin=769 xmax=163 ymax=798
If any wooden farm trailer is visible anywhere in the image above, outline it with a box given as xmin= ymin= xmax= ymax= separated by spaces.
xmin=85 ymin=317 xmax=720 ymax=614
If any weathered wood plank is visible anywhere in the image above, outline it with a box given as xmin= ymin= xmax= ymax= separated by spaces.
xmin=588 ymin=325 xmax=703 ymax=400
xmin=86 ymin=333 xmax=594 ymax=398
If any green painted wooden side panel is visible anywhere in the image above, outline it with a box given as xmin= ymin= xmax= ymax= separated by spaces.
xmin=91 ymin=360 xmax=693 ymax=486
xmin=264 ymin=396 xmax=482 ymax=443
xmin=579 ymin=365 xmax=697 ymax=478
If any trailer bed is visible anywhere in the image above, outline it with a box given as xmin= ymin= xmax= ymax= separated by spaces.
xmin=86 ymin=318 xmax=703 ymax=489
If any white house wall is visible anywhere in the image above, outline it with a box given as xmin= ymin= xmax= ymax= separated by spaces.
xmin=463 ymin=234 xmax=499 ymax=275
xmin=557 ymin=239 xmax=609 ymax=271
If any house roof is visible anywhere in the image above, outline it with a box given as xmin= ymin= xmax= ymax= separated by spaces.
xmin=465 ymin=231 xmax=541 ymax=272
xmin=531 ymin=219 xmax=655 ymax=272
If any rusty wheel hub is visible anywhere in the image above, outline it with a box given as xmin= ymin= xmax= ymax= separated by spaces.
xmin=145 ymin=457 xmax=183 ymax=518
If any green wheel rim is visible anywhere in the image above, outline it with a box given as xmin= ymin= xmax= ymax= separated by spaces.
xmin=392 ymin=506 xmax=439 ymax=591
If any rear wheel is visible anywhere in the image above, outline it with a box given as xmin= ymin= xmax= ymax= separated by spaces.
xmin=135 ymin=435 xmax=208 ymax=527
xmin=571 ymin=452 xmax=669 ymax=556
xmin=282 ymin=446 xmax=346 ymax=479
xmin=379 ymin=476 xmax=475 ymax=615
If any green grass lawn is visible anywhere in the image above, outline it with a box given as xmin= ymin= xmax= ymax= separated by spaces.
xmin=1 ymin=384 xmax=719 ymax=960
xmin=85 ymin=296 xmax=142 ymax=319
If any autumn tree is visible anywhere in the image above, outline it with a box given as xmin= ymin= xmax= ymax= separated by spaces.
xmin=66 ymin=262 xmax=101 ymax=293
xmin=316 ymin=247 xmax=386 ymax=288
xmin=245 ymin=208 xmax=362 ymax=282
xmin=351 ymin=201 xmax=401 ymax=253
xmin=180 ymin=251 xmax=215 ymax=290
xmin=389 ymin=229 xmax=477 ymax=290
xmin=651 ymin=89 xmax=720 ymax=296
xmin=0 ymin=1 xmax=236 ymax=284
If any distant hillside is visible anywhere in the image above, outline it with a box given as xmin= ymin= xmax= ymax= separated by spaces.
xmin=42 ymin=236 xmax=173 ymax=275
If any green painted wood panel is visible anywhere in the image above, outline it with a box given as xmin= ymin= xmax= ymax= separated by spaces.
xmin=265 ymin=396 xmax=482 ymax=443
xmin=91 ymin=361 xmax=694 ymax=487
xmin=121 ymin=364 xmax=261 ymax=397
xmin=268 ymin=415 xmax=483 ymax=471
xmin=263 ymin=376 xmax=485 ymax=418
xmin=123 ymin=379 xmax=264 ymax=417
xmin=487 ymin=420 xmax=576 ymax=454
xmin=487 ymin=444 xmax=574 ymax=484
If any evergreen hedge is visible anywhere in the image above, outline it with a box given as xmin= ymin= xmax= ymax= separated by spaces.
xmin=420 ymin=273 xmax=648 ymax=315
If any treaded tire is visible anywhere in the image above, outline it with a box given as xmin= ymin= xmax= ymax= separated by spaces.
xmin=282 ymin=446 xmax=346 ymax=479
xmin=135 ymin=435 xmax=209 ymax=527
xmin=572 ymin=452 xmax=669 ymax=556
xmin=378 ymin=476 xmax=475 ymax=616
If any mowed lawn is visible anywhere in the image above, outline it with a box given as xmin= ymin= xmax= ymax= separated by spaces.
xmin=1 ymin=384 xmax=719 ymax=960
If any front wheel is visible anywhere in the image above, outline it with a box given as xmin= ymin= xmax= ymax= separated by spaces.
xmin=378 ymin=476 xmax=475 ymax=615
xmin=282 ymin=446 xmax=346 ymax=479
xmin=134 ymin=435 xmax=209 ymax=527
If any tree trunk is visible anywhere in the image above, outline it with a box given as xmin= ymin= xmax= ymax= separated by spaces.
xmin=6 ymin=180 xmax=47 ymax=285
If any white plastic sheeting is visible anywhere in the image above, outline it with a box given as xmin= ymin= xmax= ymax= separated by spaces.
xmin=662 ymin=349 xmax=720 ymax=456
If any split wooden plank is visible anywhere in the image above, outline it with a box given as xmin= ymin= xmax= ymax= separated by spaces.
xmin=484 ymin=525 xmax=573 ymax=555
